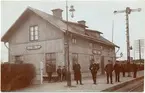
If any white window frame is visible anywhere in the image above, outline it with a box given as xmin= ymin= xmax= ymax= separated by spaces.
xmin=72 ymin=38 xmax=77 ymax=44
xmin=29 ymin=25 xmax=39 ymax=41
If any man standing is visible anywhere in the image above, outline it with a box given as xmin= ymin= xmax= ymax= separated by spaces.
xmin=121 ymin=62 xmax=126 ymax=77
xmin=73 ymin=61 xmax=83 ymax=85
xmin=46 ymin=62 xmax=54 ymax=82
xmin=113 ymin=61 xmax=121 ymax=82
xmin=89 ymin=59 xmax=99 ymax=84
xmin=62 ymin=66 xmax=67 ymax=81
xmin=132 ymin=62 xmax=138 ymax=78
xmin=57 ymin=66 xmax=62 ymax=81
xmin=104 ymin=60 xmax=114 ymax=84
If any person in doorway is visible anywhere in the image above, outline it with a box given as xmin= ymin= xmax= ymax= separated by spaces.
xmin=89 ymin=59 xmax=100 ymax=84
xmin=113 ymin=61 xmax=121 ymax=82
xmin=57 ymin=66 xmax=62 ymax=81
xmin=132 ymin=62 xmax=138 ymax=78
xmin=104 ymin=60 xmax=114 ymax=84
xmin=62 ymin=66 xmax=67 ymax=81
xmin=73 ymin=61 xmax=83 ymax=85
xmin=46 ymin=62 xmax=54 ymax=82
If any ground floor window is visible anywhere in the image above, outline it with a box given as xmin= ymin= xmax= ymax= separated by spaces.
xmin=72 ymin=53 xmax=78 ymax=67
xmin=45 ymin=53 xmax=56 ymax=72
xmin=15 ymin=55 xmax=23 ymax=64
xmin=90 ymin=55 xmax=94 ymax=64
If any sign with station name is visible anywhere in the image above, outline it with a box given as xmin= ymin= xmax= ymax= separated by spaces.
xmin=26 ymin=45 xmax=42 ymax=50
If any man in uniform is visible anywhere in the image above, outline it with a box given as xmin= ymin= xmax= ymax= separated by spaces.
xmin=46 ymin=62 xmax=54 ymax=82
xmin=73 ymin=61 xmax=83 ymax=85
xmin=113 ymin=61 xmax=121 ymax=82
xmin=121 ymin=62 xmax=126 ymax=77
xmin=89 ymin=59 xmax=100 ymax=84
xmin=132 ymin=62 xmax=138 ymax=78
xmin=62 ymin=66 xmax=67 ymax=81
xmin=57 ymin=66 xmax=62 ymax=81
xmin=104 ymin=60 xmax=114 ymax=84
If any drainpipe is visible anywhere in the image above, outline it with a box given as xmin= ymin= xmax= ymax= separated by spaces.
xmin=4 ymin=42 xmax=10 ymax=62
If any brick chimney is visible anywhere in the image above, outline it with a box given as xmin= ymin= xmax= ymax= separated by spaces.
xmin=51 ymin=8 xmax=63 ymax=19
xmin=77 ymin=20 xmax=86 ymax=26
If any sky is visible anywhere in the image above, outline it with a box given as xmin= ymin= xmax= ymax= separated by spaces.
xmin=1 ymin=0 xmax=145 ymax=62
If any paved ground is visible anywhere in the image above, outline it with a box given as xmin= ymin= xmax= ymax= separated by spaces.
xmin=16 ymin=70 xmax=144 ymax=92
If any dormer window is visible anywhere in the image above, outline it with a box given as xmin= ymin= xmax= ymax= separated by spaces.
xmin=29 ymin=25 xmax=39 ymax=41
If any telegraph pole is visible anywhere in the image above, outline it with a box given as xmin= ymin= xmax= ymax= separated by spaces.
xmin=138 ymin=39 xmax=141 ymax=65
xmin=114 ymin=7 xmax=141 ymax=77
xmin=65 ymin=0 xmax=75 ymax=87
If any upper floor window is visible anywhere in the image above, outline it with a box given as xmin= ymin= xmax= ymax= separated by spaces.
xmin=29 ymin=25 xmax=39 ymax=41
xmin=89 ymin=43 xmax=93 ymax=48
xmin=72 ymin=38 xmax=77 ymax=44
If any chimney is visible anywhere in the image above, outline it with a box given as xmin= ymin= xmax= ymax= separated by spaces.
xmin=51 ymin=8 xmax=63 ymax=19
xmin=77 ymin=20 xmax=86 ymax=26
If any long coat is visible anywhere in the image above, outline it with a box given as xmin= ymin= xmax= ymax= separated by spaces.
xmin=73 ymin=63 xmax=81 ymax=80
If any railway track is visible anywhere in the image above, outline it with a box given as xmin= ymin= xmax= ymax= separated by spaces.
xmin=128 ymin=81 xmax=144 ymax=92
xmin=114 ymin=78 xmax=144 ymax=92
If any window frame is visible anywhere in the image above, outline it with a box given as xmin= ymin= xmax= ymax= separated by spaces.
xmin=45 ymin=53 xmax=56 ymax=71
xmin=72 ymin=37 xmax=77 ymax=44
xmin=29 ymin=25 xmax=39 ymax=41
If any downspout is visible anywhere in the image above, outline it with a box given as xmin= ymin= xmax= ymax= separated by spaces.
xmin=4 ymin=42 xmax=10 ymax=62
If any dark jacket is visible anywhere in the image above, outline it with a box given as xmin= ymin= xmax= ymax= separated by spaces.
xmin=89 ymin=63 xmax=99 ymax=73
xmin=62 ymin=68 xmax=67 ymax=75
xmin=113 ymin=63 xmax=121 ymax=73
xmin=57 ymin=68 xmax=62 ymax=75
xmin=46 ymin=63 xmax=53 ymax=73
xmin=132 ymin=63 xmax=138 ymax=72
xmin=104 ymin=64 xmax=114 ymax=74
xmin=73 ymin=64 xmax=81 ymax=73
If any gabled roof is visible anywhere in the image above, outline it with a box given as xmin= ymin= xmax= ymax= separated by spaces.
xmin=1 ymin=6 xmax=119 ymax=48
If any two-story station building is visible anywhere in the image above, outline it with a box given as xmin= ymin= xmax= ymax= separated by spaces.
xmin=1 ymin=7 xmax=119 ymax=83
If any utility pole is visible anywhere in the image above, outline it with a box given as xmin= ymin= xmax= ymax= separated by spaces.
xmin=65 ymin=0 xmax=75 ymax=87
xmin=114 ymin=7 xmax=141 ymax=77
xmin=138 ymin=39 xmax=141 ymax=65
xmin=112 ymin=20 xmax=114 ymax=43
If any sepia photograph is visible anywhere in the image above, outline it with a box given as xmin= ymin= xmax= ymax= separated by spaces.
xmin=1 ymin=0 xmax=144 ymax=92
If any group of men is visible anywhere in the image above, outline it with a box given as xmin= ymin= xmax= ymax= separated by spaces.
xmin=46 ymin=59 xmax=138 ymax=84
xmin=46 ymin=62 xmax=67 ymax=82
xmin=104 ymin=60 xmax=138 ymax=84
xmin=72 ymin=59 xmax=99 ymax=85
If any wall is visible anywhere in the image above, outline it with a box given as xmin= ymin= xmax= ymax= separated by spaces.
xmin=8 ymin=12 xmax=65 ymax=83
xmin=68 ymin=34 xmax=116 ymax=74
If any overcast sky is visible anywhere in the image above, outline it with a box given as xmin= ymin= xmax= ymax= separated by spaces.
xmin=1 ymin=0 xmax=145 ymax=62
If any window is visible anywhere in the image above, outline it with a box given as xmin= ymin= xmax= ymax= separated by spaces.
xmin=15 ymin=55 xmax=23 ymax=64
xmin=72 ymin=38 xmax=77 ymax=44
xmin=29 ymin=25 xmax=39 ymax=41
xmin=89 ymin=43 xmax=93 ymax=48
xmin=90 ymin=55 xmax=94 ymax=64
xmin=45 ymin=53 xmax=56 ymax=71
xmin=72 ymin=53 xmax=78 ymax=66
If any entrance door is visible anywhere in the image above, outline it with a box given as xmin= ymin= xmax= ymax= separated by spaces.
xmin=45 ymin=53 xmax=56 ymax=72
